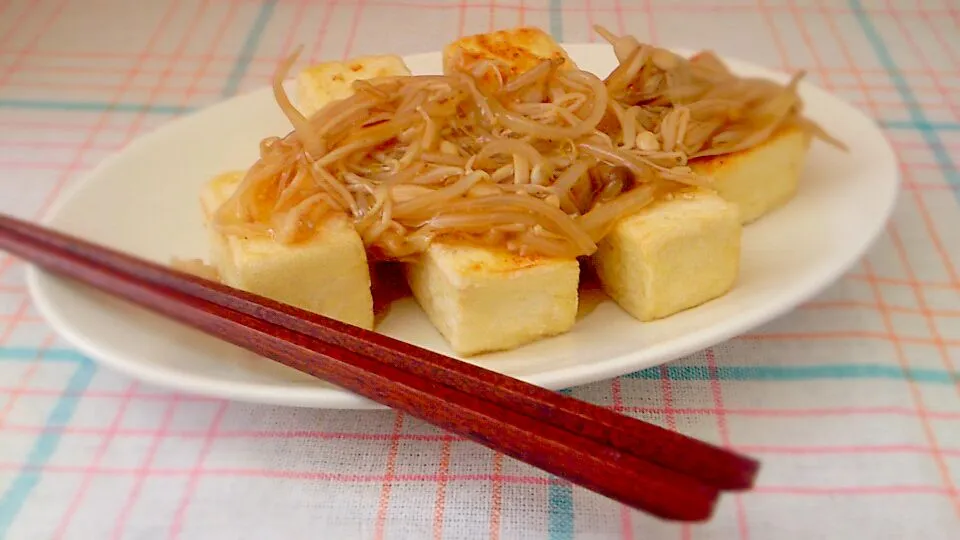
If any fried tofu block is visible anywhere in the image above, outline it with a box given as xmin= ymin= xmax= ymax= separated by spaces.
xmin=196 ymin=55 xmax=415 ymax=330
xmin=691 ymin=127 xmax=811 ymax=224
xmin=592 ymin=189 xmax=741 ymax=322
xmin=397 ymin=29 xmax=583 ymax=355
xmin=443 ymin=27 xmax=576 ymax=92
xmin=201 ymin=172 xmax=375 ymax=329
xmin=405 ymin=243 xmax=579 ymax=356
xmin=295 ymin=54 xmax=412 ymax=117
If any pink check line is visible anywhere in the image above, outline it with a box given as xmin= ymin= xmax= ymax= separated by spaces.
xmin=0 ymin=314 xmax=46 ymax=323
xmin=486 ymin=0 xmax=494 ymax=33
xmin=0 ymin=335 xmax=54 ymax=426
xmin=115 ymin=0 xmax=244 ymax=527
xmin=0 ymin=389 xmax=217 ymax=401
xmin=801 ymin=300 xmax=960 ymax=317
xmin=1 ymin=408 xmax=957 ymax=436
xmin=51 ymin=381 xmax=142 ymax=539
xmin=114 ymin=2 xmax=213 ymax=163
xmin=906 ymin=163 xmax=960 ymax=171
xmin=48 ymin=0 xmax=195 ymax=531
xmin=886 ymin=0 xmax=960 ymax=122
xmin=901 ymin=169 xmax=960 ymax=289
xmin=736 ymin=445 xmax=960 ymax=457
xmin=741 ymin=333 xmax=960 ymax=346
xmin=305 ymin=0 xmax=338 ymax=61
xmin=916 ymin=0 xmax=960 ymax=73
xmin=0 ymin=66 xmax=937 ymax=95
xmin=705 ymin=347 xmax=749 ymax=538
xmin=5 ymin=42 xmax=960 ymax=74
xmin=753 ymin=485 xmax=956 ymax=496
xmin=0 ymin=258 xmax=19 ymax=285
xmin=0 ymin=161 xmax=97 ymax=171
xmin=374 ymin=412 xmax=405 ymax=540
xmin=0 ymin=462 xmax=951 ymax=496
xmin=893 ymin=140 xmax=960 ymax=151
xmin=944 ymin=0 xmax=960 ymax=26
xmin=582 ymin=0 xmax=597 ymax=43
xmin=0 ymin=299 xmax=28 ymax=337
xmin=0 ymin=0 xmax=69 ymax=90
xmin=276 ymin=0 xmax=310 ymax=61
xmin=168 ymin=400 xmax=227 ymax=540
xmin=901 ymin=182 xmax=960 ymax=191
xmin=226 ymin=0 xmax=960 ymax=19
xmin=484 ymin=9 xmax=509 ymax=532
xmin=655 ymin=362 xmax=684 ymax=540
xmin=0 ymin=462 xmax=553 ymax=483
xmin=6 ymin=49 xmax=960 ymax=80
xmin=813 ymin=0 xmax=880 ymax=118
xmin=338 ymin=0 xmax=366 ymax=63
xmin=0 ymin=141 xmax=124 ymax=151
xmin=883 ymin=4 xmax=960 ymax=292
xmin=0 ymin=2 xmax=29 ymax=49
xmin=11 ymin=428 xmax=465 ymax=443
xmin=6 ymin=72 xmax=960 ymax=99
xmin=110 ymin=394 xmax=181 ymax=540
xmin=846 ymin=274 xmax=959 ymax=291
xmin=888 ymin=227 xmax=960 ymax=397
xmin=862 ymin=245 xmax=960 ymax=518
xmin=0 ymin=120 xmax=133 ymax=132
xmin=610 ymin=374 xmax=634 ymax=539
xmin=647 ymin=2 xmax=684 ymax=531
xmin=624 ymin=406 xmax=960 ymax=420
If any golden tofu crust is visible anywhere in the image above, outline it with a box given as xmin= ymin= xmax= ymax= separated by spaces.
xmin=592 ymin=189 xmax=741 ymax=321
xmin=443 ymin=27 xmax=575 ymax=92
xmin=691 ymin=126 xmax=811 ymax=224
xmin=295 ymin=54 xmax=412 ymax=116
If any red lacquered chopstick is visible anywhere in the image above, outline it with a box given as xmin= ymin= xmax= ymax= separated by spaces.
xmin=0 ymin=214 xmax=760 ymax=492
xmin=0 ymin=213 xmax=760 ymax=520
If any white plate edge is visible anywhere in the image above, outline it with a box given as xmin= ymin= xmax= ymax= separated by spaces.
xmin=22 ymin=43 xmax=902 ymax=409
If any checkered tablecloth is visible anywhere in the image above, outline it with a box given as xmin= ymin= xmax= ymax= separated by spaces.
xmin=1 ymin=0 xmax=958 ymax=538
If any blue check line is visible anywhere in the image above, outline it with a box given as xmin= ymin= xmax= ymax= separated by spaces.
xmin=0 ymin=346 xmax=955 ymax=382
xmin=626 ymin=364 xmax=957 ymax=385
xmin=850 ymin=0 xmax=960 ymax=195
xmin=0 ymin=356 xmax=94 ymax=537
xmin=880 ymin=120 xmax=960 ymax=132
xmin=547 ymin=477 xmax=575 ymax=540
xmin=0 ymin=3 xmax=278 ymax=115
xmin=0 ymin=344 xmax=954 ymax=533
xmin=0 ymin=347 xmax=90 ymax=362
xmin=548 ymin=386 xmax=575 ymax=540
xmin=221 ymin=0 xmax=278 ymax=97
xmin=548 ymin=0 xmax=563 ymax=42
xmin=0 ymin=99 xmax=193 ymax=115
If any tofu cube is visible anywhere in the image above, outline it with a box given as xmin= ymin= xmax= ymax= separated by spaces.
xmin=194 ymin=54 xmax=414 ymax=329
xmin=443 ymin=27 xmax=576 ymax=92
xmin=296 ymin=55 xmax=412 ymax=117
xmin=201 ymin=172 xmax=375 ymax=329
xmin=396 ymin=29 xmax=581 ymax=356
xmin=405 ymin=243 xmax=580 ymax=356
xmin=691 ymin=127 xmax=811 ymax=224
xmin=592 ymin=189 xmax=741 ymax=321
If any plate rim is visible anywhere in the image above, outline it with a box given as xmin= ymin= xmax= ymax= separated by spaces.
xmin=24 ymin=42 xmax=901 ymax=409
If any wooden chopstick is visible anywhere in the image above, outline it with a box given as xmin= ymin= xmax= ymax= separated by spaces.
xmin=0 ymin=213 xmax=760 ymax=520
xmin=3 ymin=225 xmax=720 ymax=520
xmin=0 ymin=214 xmax=760 ymax=492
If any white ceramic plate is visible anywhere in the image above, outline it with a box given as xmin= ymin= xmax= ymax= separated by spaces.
xmin=26 ymin=44 xmax=899 ymax=409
